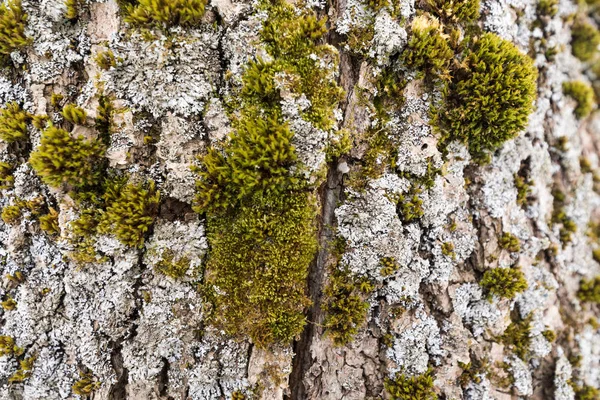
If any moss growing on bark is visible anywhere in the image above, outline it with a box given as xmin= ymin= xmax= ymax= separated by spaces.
xmin=97 ymin=180 xmax=160 ymax=247
xmin=480 ymin=266 xmax=528 ymax=300
xmin=385 ymin=368 xmax=438 ymax=400
xmin=424 ymin=0 xmax=480 ymax=23
xmin=123 ymin=0 xmax=207 ymax=29
xmin=205 ymin=191 xmax=317 ymax=346
xmin=501 ymin=314 xmax=532 ymax=360
xmin=499 ymin=232 xmax=520 ymax=252
xmin=1 ymin=204 xmax=21 ymax=225
xmin=155 ymin=249 xmax=190 ymax=279
xmin=402 ymin=16 xmax=453 ymax=80
xmin=72 ymin=373 xmax=101 ymax=395
xmin=0 ymin=102 xmax=31 ymax=142
xmin=61 ymin=104 xmax=87 ymax=125
xmin=39 ymin=207 xmax=60 ymax=235
xmin=563 ymin=81 xmax=594 ymax=119
xmin=322 ymin=267 xmax=371 ymax=345
xmin=29 ymin=126 xmax=106 ymax=190
xmin=0 ymin=0 xmax=30 ymax=58
xmin=436 ymin=33 xmax=537 ymax=160
xmin=571 ymin=21 xmax=600 ymax=62
xmin=577 ymin=276 xmax=600 ymax=303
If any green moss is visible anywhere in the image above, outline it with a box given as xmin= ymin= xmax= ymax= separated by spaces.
xmin=501 ymin=314 xmax=532 ymax=360
xmin=514 ymin=174 xmax=534 ymax=207
xmin=573 ymin=384 xmax=600 ymax=400
xmin=205 ymin=191 xmax=317 ymax=346
xmin=95 ymin=49 xmax=118 ymax=70
xmin=231 ymin=392 xmax=246 ymax=400
xmin=551 ymin=189 xmax=577 ymax=246
xmin=1 ymin=295 xmax=16 ymax=310
xmin=0 ymin=102 xmax=31 ymax=142
xmin=542 ymin=329 xmax=556 ymax=343
xmin=8 ymin=356 xmax=35 ymax=383
xmin=402 ymin=16 xmax=453 ymax=80
xmin=563 ymin=81 xmax=594 ymax=119
xmin=50 ymin=93 xmax=64 ymax=108
xmin=593 ymin=248 xmax=600 ymax=264
xmin=441 ymin=242 xmax=455 ymax=258
xmin=380 ymin=256 xmax=400 ymax=276
xmin=95 ymin=95 xmax=113 ymax=140
xmin=499 ymin=232 xmax=520 ymax=252
xmin=322 ymin=267 xmax=370 ymax=346
xmin=537 ymin=0 xmax=558 ymax=17
xmin=1 ymin=204 xmax=21 ymax=225
xmin=97 ymin=180 xmax=160 ymax=247
xmin=0 ymin=0 xmax=30 ymax=58
xmin=397 ymin=187 xmax=424 ymax=222
xmin=384 ymin=367 xmax=438 ymax=400
xmin=39 ymin=207 xmax=60 ymax=235
xmin=436 ymin=33 xmax=537 ymax=159
xmin=155 ymin=249 xmax=190 ymax=279
xmin=0 ymin=161 xmax=14 ymax=189
xmin=325 ymin=129 xmax=352 ymax=162
xmin=424 ymin=0 xmax=480 ymax=23
xmin=72 ymin=373 xmax=101 ymax=395
xmin=123 ymin=0 xmax=207 ymax=29
xmin=480 ymin=267 xmax=528 ymax=300
xmin=571 ymin=21 xmax=600 ymax=62
xmin=65 ymin=0 xmax=80 ymax=20
xmin=0 ymin=335 xmax=23 ymax=357
xmin=61 ymin=103 xmax=87 ymax=125
xmin=29 ymin=126 xmax=106 ymax=189
xmin=577 ymin=276 xmax=600 ymax=303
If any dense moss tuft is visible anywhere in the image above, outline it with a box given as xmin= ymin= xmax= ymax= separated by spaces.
xmin=563 ymin=81 xmax=594 ymax=119
xmin=480 ymin=266 xmax=528 ymax=300
xmin=577 ymin=276 xmax=600 ymax=303
xmin=384 ymin=367 xmax=438 ymax=400
xmin=499 ymin=232 xmax=520 ymax=252
xmin=123 ymin=0 xmax=207 ymax=29
xmin=97 ymin=180 xmax=160 ymax=247
xmin=501 ymin=315 xmax=532 ymax=360
xmin=424 ymin=0 xmax=480 ymax=23
xmin=29 ymin=126 xmax=106 ymax=189
xmin=402 ymin=16 xmax=453 ymax=80
xmin=322 ymin=267 xmax=371 ymax=345
xmin=571 ymin=21 xmax=600 ymax=62
xmin=0 ymin=0 xmax=30 ymax=58
xmin=0 ymin=102 xmax=31 ymax=142
xmin=436 ymin=33 xmax=537 ymax=159
xmin=205 ymin=191 xmax=317 ymax=346
xmin=61 ymin=104 xmax=87 ymax=125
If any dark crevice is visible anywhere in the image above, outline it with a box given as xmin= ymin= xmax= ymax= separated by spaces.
xmin=157 ymin=357 xmax=170 ymax=396
xmin=108 ymin=342 xmax=128 ymax=400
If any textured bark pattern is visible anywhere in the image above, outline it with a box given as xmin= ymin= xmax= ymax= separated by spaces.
xmin=0 ymin=0 xmax=599 ymax=399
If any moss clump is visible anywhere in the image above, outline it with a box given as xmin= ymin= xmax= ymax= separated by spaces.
xmin=322 ymin=267 xmax=371 ymax=345
xmin=95 ymin=49 xmax=118 ymax=70
xmin=0 ymin=161 xmax=14 ymax=189
xmin=29 ymin=126 xmax=106 ymax=189
xmin=577 ymin=276 xmax=600 ymax=303
xmin=574 ymin=385 xmax=600 ymax=400
xmin=537 ymin=0 xmax=558 ymax=17
xmin=402 ymin=16 xmax=453 ymax=80
xmin=441 ymin=242 xmax=455 ymax=258
xmin=397 ymin=187 xmax=425 ymax=222
xmin=123 ymin=0 xmax=207 ymax=29
xmin=499 ymin=232 xmax=520 ymax=252
xmin=1 ymin=296 xmax=16 ymax=310
xmin=0 ymin=0 xmax=30 ymax=58
xmin=542 ymin=329 xmax=556 ymax=342
xmin=514 ymin=173 xmax=534 ymax=207
xmin=380 ymin=256 xmax=400 ymax=276
xmin=0 ymin=102 xmax=31 ymax=142
xmin=563 ymin=81 xmax=594 ymax=119
xmin=72 ymin=373 xmax=101 ymax=395
xmin=65 ymin=0 xmax=80 ymax=20
xmin=39 ymin=207 xmax=60 ymax=235
xmin=571 ymin=21 xmax=600 ymax=62
xmin=1 ymin=204 xmax=21 ymax=225
xmin=424 ymin=0 xmax=480 ymax=23
xmin=551 ymin=189 xmax=577 ymax=246
xmin=61 ymin=104 xmax=87 ymax=125
xmin=155 ymin=249 xmax=190 ymax=279
xmin=501 ymin=314 xmax=532 ymax=360
xmin=205 ymin=191 xmax=317 ymax=346
xmin=0 ymin=335 xmax=23 ymax=357
xmin=97 ymin=180 xmax=159 ymax=247
xmin=480 ymin=267 xmax=528 ymax=300
xmin=231 ymin=392 xmax=246 ymax=400
xmin=436 ymin=33 xmax=537 ymax=159
xmin=8 ymin=356 xmax=35 ymax=383
xmin=384 ymin=367 xmax=438 ymax=400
